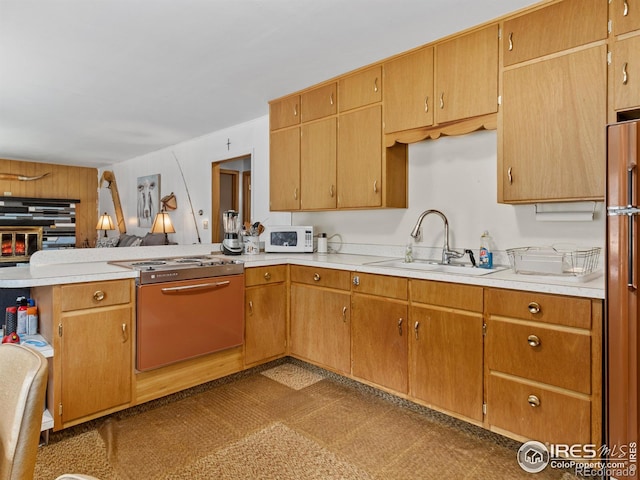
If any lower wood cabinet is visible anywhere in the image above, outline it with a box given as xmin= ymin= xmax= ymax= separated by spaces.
xmin=409 ymin=280 xmax=484 ymax=422
xmin=484 ymin=288 xmax=602 ymax=446
xmin=244 ymin=266 xmax=287 ymax=367
xmin=351 ymin=273 xmax=409 ymax=393
xmin=33 ymin=279 xmax=135 ymax=430
xmin=290 ymin=266 xmax=351 ymax=374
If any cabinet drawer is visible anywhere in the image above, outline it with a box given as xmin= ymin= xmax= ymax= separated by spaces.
xmin=245 ymin=265 xmax=287 ymax=286
xmin=502 ymin=0 xmax=607 ymax=66
xmin=290 ymin=265 xmax=351 ymax=290
xmin=61 ymin=279 xmax=131 ymax=312
xmin=352 ymin=272 xmax=407 ymax=300
xmin=486 ymin=318 xmax=591 ymax=394
xmin=410 ymin=280 xmax=482 ymax=312
xmin=485 ymin=288 xmax=591 ymax=329
xmin=487 ymin=373 xmax=591 ymax=445
xmin=338 ymin=65 xmax=382 ymax=112
xmin=270 ymin=95 xmax=300 ymax=130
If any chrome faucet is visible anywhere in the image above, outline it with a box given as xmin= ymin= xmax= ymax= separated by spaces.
xmin=410 ymin=209 xmax=464 ymax=264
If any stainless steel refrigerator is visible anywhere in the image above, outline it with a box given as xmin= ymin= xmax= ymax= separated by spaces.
xmin=607 ymin=119 xmax=640 ymax=480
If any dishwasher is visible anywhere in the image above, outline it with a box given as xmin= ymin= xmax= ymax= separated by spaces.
xmin=110 ymin=256 xmax=244 ymax=371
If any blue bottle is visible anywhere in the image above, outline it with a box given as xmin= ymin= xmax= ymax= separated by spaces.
xmin=479 ymin=231 xmax=493 ymax=269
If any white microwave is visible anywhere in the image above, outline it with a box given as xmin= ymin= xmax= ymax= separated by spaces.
xmin=264 ymin=226 xmax=314 ymax=253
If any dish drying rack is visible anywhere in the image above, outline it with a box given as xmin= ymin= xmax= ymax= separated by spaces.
xmin=506 ymin=246 xmax=601 ymax=277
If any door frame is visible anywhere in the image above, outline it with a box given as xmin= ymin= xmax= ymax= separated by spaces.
xmin=211 ymin=154 xmax=251 ymax=243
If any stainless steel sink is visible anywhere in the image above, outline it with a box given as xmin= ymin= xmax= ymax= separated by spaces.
xmin=365 ymin=258 xmax=507 ymax=276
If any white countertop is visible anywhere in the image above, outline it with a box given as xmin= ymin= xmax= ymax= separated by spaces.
xmin=0 ymin=246 xmax=605 ymax=299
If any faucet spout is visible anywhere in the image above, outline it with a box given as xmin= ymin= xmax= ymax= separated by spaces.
xmin=410 ymin=209 xmax=462 ymax=264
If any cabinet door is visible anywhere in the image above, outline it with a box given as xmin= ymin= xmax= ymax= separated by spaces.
xmin=384 ymin=47 xmax=434 ymax=133
xmin=338 ymin=65 xmax=382 ymax=112
xmin=501 ymin=45 xmax=606 ymax=202
xmin=611 ymin=0 xmax=640 ymax=35
xmin=290 ymin=284 xmax=351 ymax=374
xmin=613 ymin=35 xmax=640 ymax=112
xmin=61 ymin=306 xmax=132 ymax=423
xmin=352 ymin=294 xmax=408 ymax=393
xmin=503 ymin=0 xmax=607 ymax=66
xmin=337 ymin=105 xmax=382 ymax=208
xmin=435 ymin=25 xmax=498 ymax=124
xmin=270 ymin=95 xmax=300 ymax=130
xmin=269 ymin=128 xmax=300 ymax=211
xmin=301 ymin=117 xmax=337 ymax=209
xmin=245 ymin=283 xmax=287 ymax=366
xmin=410 ymin=306 xmax=483 ymax=421
xmin=301 ymin=83 xmax=337 ymax=123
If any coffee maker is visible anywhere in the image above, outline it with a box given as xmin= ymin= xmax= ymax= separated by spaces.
xmin=222 ymin=210 xmax=243 ymax=255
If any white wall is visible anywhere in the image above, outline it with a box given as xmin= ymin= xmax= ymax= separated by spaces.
xmin=100 ymin=118 xmax=604 ymax=256
xmin=293 ymin=129 xmax=605 ymax=256
xmin=98 ymin=115 xmax=290 ymax=245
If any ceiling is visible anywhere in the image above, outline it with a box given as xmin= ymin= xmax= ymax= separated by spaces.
xmin=0 ymin=0 xmax=537 ymax=168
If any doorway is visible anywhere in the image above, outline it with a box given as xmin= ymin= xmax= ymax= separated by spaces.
xmin=211 ymin=155 xmax=251 ymax=243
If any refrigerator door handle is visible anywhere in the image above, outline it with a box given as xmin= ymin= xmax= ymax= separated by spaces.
xmin=629 ymin=213 xmax=636 ymax=289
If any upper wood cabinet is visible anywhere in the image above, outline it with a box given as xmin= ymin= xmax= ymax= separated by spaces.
xmin=270 ymin=94 xmax=300 ymax=130
xmin=502 ymin=0 xmax=607 ymax=66
xmin=338 ymin=65 xmax=382 ymax=112
xmin=434 ymin=25 xmax=499 ymax=124
xmin=301 ymin=83 xmax=337 ymax=123
xmin=612 ymin=34 xmax=640 ymax=114
xmin=301 ymin=118 xmax=337 ymax=210
xmin=610 ymin=0 xmax=640 ymax=35
xmin=269 ymin=128 xmax=300 ymax=211
xmin=384 ymin=47 xmax=434 ymax=134
xmin=500 ymin=44 xmax=607 ymax=203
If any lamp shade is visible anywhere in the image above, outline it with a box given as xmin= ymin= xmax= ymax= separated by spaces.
xmin=96 ymin=212 xmax=115 ymax=237
xmin=151 ymin=212 xmax=176 ymax=234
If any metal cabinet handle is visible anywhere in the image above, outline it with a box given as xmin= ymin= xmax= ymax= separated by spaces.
xmin=294 ymin=187 xmax=298 ymax=200
xmin=330 ymin=184 xmax=334 ymax=197
xmin=424 ymin=96 xmax=429 ymax=113
xmin=248 ymin=300 xmax=254 ymax=315
xmin=373 ymin=180 xmax=378 ymax=193
xmin=508 ymin=166 xmax=513 ymax=184
xmin=352 ymin=275 xmax=360 ymax=286
xmin=439 ymin=92 xmax=445 ymax=109
xmin=414 ymin=321 xmax=420 ymax=340
xmin=623 ymin=62 xmax=629 ymax=85
xmin=528 ymin=394 xmax=541 ymax=407
xmin=527 ymin=334 xmax=541 ymax=347
xmin=528 ymin=302 xmax=541 ymax=314
xmin=93 ymin=290 xmax=105 ymax=302
xmin=122 ymin=323 xmax=128 ymax=342
xmin=313 ymin=273 xmax=321 ymax=282
xmin=624 ymin=0 xmax=629 ymax=16
xmin=342 ymin=306 xmax=347 ymax=322
xmin=374 ymin=78 xmax=379 ymax=93
xmin=330 ymin=93 xmax=334 ymax=106
xmin=264 ymin=272 xmax=271 ymax=281
xmin=508 ymin=32 xmax=513 ymax=51
xmin=398 ymin=318 xmax=404 ymax=336
xmin=161 ymin=281 xmax=230 ymax=293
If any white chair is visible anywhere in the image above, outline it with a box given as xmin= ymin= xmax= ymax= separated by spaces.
xmin=0 ymin=343 xmax=48 ymax=480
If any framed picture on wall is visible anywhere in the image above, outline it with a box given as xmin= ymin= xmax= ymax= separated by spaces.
xmin=136 ymin=174 xmax=160 ymax=228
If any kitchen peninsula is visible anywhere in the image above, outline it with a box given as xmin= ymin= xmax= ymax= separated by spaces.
xmin=0 ymin=245 xmax=604 ymax=451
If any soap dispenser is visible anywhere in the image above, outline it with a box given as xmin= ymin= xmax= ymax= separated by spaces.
xmin=479 ymin=231 xmax=494 ymax=269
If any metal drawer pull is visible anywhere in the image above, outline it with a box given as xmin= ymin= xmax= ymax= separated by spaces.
xmin=294 ymin=104 xmax=298 ymax=117
xmin=414 ymin=321 xmax=420 ymax=339
xmin=528 ymin=395 xmax=541 ymax=407
xmin=528 ymin=302 xmax=541 ymax=314
xmin=249 ymin=300 xmax=254 ymax=315
xmin=161 ymin=281 xmax=230 ymax=293
xmin=330 ymin=93 xmax=334 ymax=105
xmin=122 ymin=323 xmax=128 ymax=342
xmin=398 ymin=318 xmax=404 ymax=335
xmin=508 ymin=32 xmax=513 ymax=51
xmin=264 ymin=272 xmax=271 ymax=281
xmin=527 ymin=334 xmax=541 ymax=347
xmin=313 ymin=273 xmax=321 ymax=282
xmin=342 ymin=306 xmax=347 ymax=322
xmin=624 ymin=0 xmax=629 ymax=16
xmin=623 ymin=62 xmax=629 ymax=85
xmin=93 ymin=290 xmax=105 ymax=302
xmin=374 ymin=78 xmax=379 ymax=92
